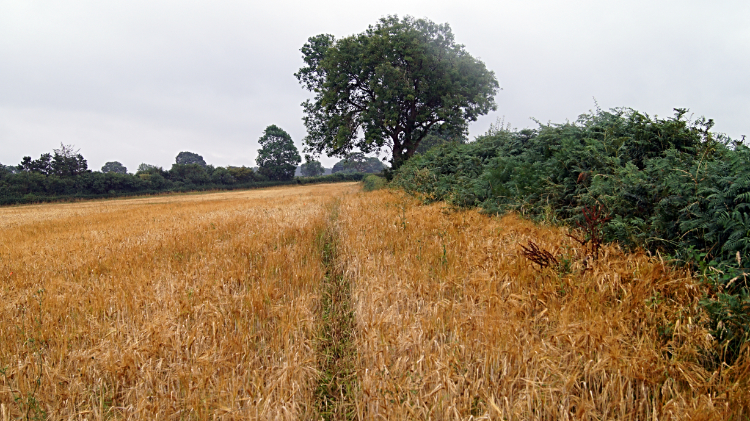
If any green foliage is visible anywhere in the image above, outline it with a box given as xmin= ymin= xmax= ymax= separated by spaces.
xmin=18 ymin=154 xmax=52 ymax=174
xmin=392 ymin=129 xmax=513 ymax=208
xmin=0 ymin=162 xmax=18 ymax=174
xmin=394 ymin=106 xmax=750 ymax=362
xmin=226 ymin=166 xmax=263 ymax=183
xmin=414 ymin=125 xmax=467 ymax=155
xmin=209 ymin=167 xmax=236 ymax=184
xmin=362 ymin=174 xmax=386 ymax=191
xmin=136 ymin=163 xmax=160 ymax=173
xmin=0 ymin=149 xmax=353 ymax=205
xmin=175 ymin=151 xmax=207 ymax=166
xmin=101 ymin=161 xmax=127 ymax=174
xmin=169 ymin=163 xmax=210 ymax=185
xmin=700 ymin=272 xmax=750 ymax=365
xmin=296 ymin=15 xmax=498 ymax=170
xmin=296 ymin=172 xmax=365 ymax=185
xmin=331 ymin=152 xmax=386 ymax=174
xmin=18 ymin=144 xmax=89 ymax=177
xmin=256 ymin=125 xmax=301 ymax=181
xmin=300 ymin=155 xmax=325 ymax=177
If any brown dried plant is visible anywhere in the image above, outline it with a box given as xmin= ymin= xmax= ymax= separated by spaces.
xmin=519 ymin=240 xmax=558 ymax=269
xmin=567 ymin=204 xmax=613 ymax=257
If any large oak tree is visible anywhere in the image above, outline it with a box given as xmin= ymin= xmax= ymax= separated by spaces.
xmin=296 ymin=15 xmax=499 ymax=169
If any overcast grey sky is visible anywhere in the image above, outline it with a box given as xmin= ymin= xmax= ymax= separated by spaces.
xmin=1 ymin=0 xmax=748 ymax=170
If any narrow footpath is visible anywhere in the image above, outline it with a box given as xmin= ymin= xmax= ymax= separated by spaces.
xmin=315 ymin=200 xmax=358 ymax=420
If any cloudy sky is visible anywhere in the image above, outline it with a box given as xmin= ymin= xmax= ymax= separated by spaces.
xmin=1 ymin=0 xmax=748 ymax=171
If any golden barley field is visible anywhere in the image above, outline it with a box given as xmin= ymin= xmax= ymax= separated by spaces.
xmin=338 ymin=191 xmax=749 ymax=420
xmin=1 ymin=184 xmax=748 ymax=420
xmin=0 ymin=184 xmax=358 ymax=420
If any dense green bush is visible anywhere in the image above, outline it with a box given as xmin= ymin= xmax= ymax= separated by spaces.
xmin=362 ymin=174 xmax=386 ymax=191
xmin=394 ymin=106 xmax=750 ymax=362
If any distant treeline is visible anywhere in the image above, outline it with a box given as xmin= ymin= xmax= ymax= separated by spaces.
xmin=394 ymin=107 xmax=750 ymax=363
xmin=1 ymin=123 xmax=388 ymax=206
xmin=0 ymin=160 xmax=365 ymax=206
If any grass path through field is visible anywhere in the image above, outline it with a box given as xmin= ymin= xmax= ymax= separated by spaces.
xmin=315 ymin=198 xmax=359 ymax=420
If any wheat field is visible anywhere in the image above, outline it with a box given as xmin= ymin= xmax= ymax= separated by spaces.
xmin=1 ymin=184 xmax=747 ymax=419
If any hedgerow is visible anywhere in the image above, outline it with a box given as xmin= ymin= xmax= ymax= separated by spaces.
xmin=0 ymin=167 xmax=365 ymax=206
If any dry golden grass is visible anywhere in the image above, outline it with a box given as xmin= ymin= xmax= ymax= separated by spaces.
xmin=2 ymin=183 xmax=748 ymax=419
xmin=0 ymin=183 xmax=359 ymax=419
xmin=337 ymin=190 xmax=749 ymax=420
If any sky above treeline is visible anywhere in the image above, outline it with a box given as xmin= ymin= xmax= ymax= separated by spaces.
xmin=1 ymin=0 xmax=748 ymax=171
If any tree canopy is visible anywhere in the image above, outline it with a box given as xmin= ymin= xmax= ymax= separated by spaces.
xmin=175 ymin=151 xmax=207 ymax=166
xmin=17 ymin=144 xmax=88 ymax=176
xmin=332 ymin=152 xmax=386 ymax=174
xmin=256 ymin=125 xmax=301 ymax=181
xmin=296 ymin=15 xmax=499 ymax=169
xmin=300 ymin=155 xmax=325 ymax=177
xmin=0 ymin=163 xmax=16 ymax=174
xmin=101 ymin=161 xmax=127 ymax=174
xmin=137 ymin=163 xmax=160 ymax=173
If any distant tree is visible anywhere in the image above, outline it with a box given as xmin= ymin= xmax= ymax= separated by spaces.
xmin=256 ymin=125 xmax=301 ymax=181
xmin=331 ymin=160 xmax=347 ymax=174
xmin=18 ymin=154 xmax=52 ymax=174
xmin=51 ymin=144 xmax=88 ymax=176
xmin=18 ymin=144 xmax=88 ymax=176
xmin=101 ymin=161 xmax=128 ymax=174
xmin=169 ymin=163 xmax=209 ymax=184
xmin=137 ymin=163 xmax=160 ymax=173
xmin=296 ymin=15 xmax=498 ymax=170
xmin=332 ymin=152 xmax=386 ymax=174
xmin=300 ymin=155 xmax=325 ymax=177
xmin=0 ymin=163 xmax=18 ymax=174
xmin=226 ymin=166 xmax=259 ymax=183
xmin=175 ymin=151 xmax=207 ymax=166
xmin=210 ymin=167 xmax=236 ymax=184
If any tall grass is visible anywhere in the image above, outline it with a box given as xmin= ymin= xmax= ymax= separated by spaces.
xmin=337 ymin=190 xmax=749 ymax=419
